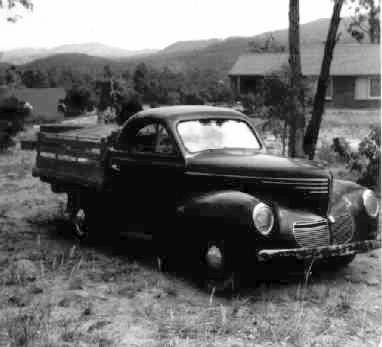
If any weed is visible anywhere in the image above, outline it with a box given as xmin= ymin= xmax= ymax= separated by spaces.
xmin=3 ymin=302 xmax=53 ymax=346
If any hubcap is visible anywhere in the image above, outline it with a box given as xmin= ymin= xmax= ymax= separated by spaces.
xmin=72 ymin=209 xmax=86 ymax=238
xmin=205 ymin=245 xmax=224 ymax=271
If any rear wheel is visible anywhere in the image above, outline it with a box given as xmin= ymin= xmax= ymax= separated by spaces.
xmin=66 ymin=192 xmax=102 ymax=241
xmin=69 ymin=206 xmax=96 ymax=240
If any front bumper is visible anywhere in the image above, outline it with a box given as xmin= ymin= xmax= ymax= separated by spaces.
xmin=257 ymin=239 xmax=381 ymax=262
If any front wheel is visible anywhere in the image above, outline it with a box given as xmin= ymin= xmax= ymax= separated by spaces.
xmin=200 ymin=240 xmax=238 ymax=293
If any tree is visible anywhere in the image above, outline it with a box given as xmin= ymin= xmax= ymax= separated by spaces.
xmin=21 ymin=69 xmax=49 ymax=88
xmin=248 ymin=34 xmax=286 ymax=53
xmin=0 ymin=95 xmax=31 ymax=149
xmin=4 ymin=65 xmax=22 ymax=87
xmin=0 ymin=0 xmax=33 ymax=22
xmin=133 ymin=62 xmax=149 ymax=97
xmin=116 ymin=95 xmax=143 ymax=125
xmin=62 ymin=84 xmax=96 ymax=117
xmin=288 ymin=0 xmax=305 ymax=157
xmin=347 ymin=0 xmax=380 ymax=43
xmin=304 ymin=0 xmax=345 ymax=159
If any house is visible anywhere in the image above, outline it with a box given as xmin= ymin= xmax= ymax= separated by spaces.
xmin=229 ymin=44 xmax=381 ymax=109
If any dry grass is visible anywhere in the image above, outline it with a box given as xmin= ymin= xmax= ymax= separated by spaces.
xmin=317 ymin=109 xmax=380 ymax=148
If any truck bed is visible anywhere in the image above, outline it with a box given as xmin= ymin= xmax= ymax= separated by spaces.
xmin=33 ymin=124 xmax=118 ymax=189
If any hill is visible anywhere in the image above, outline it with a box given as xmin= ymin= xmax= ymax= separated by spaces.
xmin=162 ymin=39 xmax=221 ymax=54
xmin=133 ymin=18 xmax=355 ymax=75
xmin=13 ymin=18 xmax=360 ymax=79
xmin=23 ymin=53 xmax=116 ymax=73
xmin=0 ymin=43 xmax=158 ymax=65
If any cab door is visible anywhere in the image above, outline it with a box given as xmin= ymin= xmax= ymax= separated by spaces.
xmin=110 ymin=119 xmax=185 ymax=235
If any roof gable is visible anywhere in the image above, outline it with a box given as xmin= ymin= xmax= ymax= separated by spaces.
xmin=229 ymin=44 xmax=380 ymax=76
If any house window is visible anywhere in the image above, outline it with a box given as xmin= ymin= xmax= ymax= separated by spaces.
xmin=369 ymin=77 xmax=380 ymax=99
xmin=355 ymin=77 xmax=381 ymax=100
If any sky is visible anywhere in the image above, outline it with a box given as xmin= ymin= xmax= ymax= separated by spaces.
xmin=0 ymin=0 xmax=350 ymax=51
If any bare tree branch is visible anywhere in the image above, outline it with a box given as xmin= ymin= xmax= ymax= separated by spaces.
xmin=0 ymin=0 xmax=33 ymax=22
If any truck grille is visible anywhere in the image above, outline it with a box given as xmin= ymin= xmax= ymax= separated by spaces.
xmin=331 ymin=206 xmax=354 ymax=245
xmin=293 ymin=218 xmax=330 ymax=248
xmin=260 ymin=177 xmax=330 ymax=215
xmin=259 ymin=177 xmax=330 ymax=195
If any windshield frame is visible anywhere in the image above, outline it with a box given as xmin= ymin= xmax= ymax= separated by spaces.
xmin=175 ymin=117 xmax=264 ymax=154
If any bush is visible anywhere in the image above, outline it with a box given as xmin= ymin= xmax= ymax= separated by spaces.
xmin=332 ymin=126 xmax=380 ymax=191
xmin=0 ymin=96 xmax=31 ymax=150
xmin=62 ymin=84 xmax=96 ymax=117
xmin=115 ymin=96 xmax=143 ymax=125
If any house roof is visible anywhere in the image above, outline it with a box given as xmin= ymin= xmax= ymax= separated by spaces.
xmin=229 ymin=44 xmax=380 ymax=76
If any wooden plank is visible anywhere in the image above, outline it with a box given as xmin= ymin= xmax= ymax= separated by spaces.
xmin=63 ymin=124 xmax=117 ymax=138
xmin=35 ymin=168 xmax=104 ymax=188
xmin=39 ymin=144 xmax=101 ymax=160
xmin=40 ymin=124 xmax=85 ymax=133
xmin=36 ymin=157 xmax=104 ymax=185
xmin=39 ymin=134 xmax=102 ymax=149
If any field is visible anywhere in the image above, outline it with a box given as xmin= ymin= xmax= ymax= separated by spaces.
xmin=4 ymin=88 xmax=66 ymax=123
xmin=0 ymin=110 xmax=380 ymax=346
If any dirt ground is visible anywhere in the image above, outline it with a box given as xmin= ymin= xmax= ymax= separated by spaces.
xmin=0 ymin=147 xmax=381 ymax=347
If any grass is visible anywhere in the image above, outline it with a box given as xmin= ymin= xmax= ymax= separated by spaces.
xmin=262 ymin=108 xmax=380 ymax=182
xmin=0 ymin=110 xmax=380 ymax=346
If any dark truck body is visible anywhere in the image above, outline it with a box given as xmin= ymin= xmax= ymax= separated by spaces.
xmin=32 ymin=106 xmax=380 ymax=287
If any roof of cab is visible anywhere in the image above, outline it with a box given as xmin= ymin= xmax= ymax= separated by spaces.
xmin=131 ymin=105 xmax=245 ymax=122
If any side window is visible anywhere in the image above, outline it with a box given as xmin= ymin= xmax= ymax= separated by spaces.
xmin=130 ymin=124 xmax=157 ymax=154
xmin=130 ymin=122 xmax=176 ymax=155
xmin=156 ymin=124 xmax=176 ymax=155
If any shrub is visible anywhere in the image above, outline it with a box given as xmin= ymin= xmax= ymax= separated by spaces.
xmin=115 ymin=96 xmax=143 ymax=125
xmin=332 ymin=126 xmax=380 ymax=191
xmin=62 ymin=84 xmax=96 ymax=117
xmin=0 ymin=96 xmax=31 ymax=150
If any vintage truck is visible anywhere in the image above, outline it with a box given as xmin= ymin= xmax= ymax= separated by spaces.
xmin=32 ymin=105 xmax=380 ymax=288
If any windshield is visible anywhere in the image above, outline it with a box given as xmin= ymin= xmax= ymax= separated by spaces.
xmin=177 ymin=119 xmax=261 ymax=153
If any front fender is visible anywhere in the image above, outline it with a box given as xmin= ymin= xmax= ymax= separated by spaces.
xmin=331 ymin=179 xmax=378 ymax=240
xmin=176 ymin=190 xmax=260 ymax=228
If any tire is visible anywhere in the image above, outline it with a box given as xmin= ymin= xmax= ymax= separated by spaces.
xmin=69 ymin=206 xmax=94 ymax=241
xmin=67 ymin=192 xmax=102 ymax=241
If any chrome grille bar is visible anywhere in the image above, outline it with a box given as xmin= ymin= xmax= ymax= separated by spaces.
xmin=293 ymin=218 xmax=330 ymax=248
xmin=331 ymin=206 xmax=354 ymax=245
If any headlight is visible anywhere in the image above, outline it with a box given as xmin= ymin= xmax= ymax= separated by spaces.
xmin=362 ymin=189 xmax=380 ymax=218
xmin=252 ymin=203 xmax=274 ymax=236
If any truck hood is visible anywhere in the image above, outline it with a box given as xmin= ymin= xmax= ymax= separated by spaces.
xmin=186 ymin=151 xmax=330 ymax=179
xmin=185 ymin=150 xmax=331 ymax=215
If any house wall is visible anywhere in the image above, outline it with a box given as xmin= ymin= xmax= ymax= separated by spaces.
xmin=230 ymin=75 xmax=380 ymax=109
xmin=328 ymin=76 xmax=380 ymax=109
xmin=229 ymin=76 xmax=263 ymax=96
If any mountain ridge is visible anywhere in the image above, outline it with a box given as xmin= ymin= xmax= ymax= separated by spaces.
xmin=0 ymin=43 xmax=158 ymax=65
xmin=1 ymin=18 xmax=365 ymax=79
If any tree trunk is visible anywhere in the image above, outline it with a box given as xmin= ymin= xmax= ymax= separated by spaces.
xmin=288 ymin=0 xmax=305 ymax=158
xmin=369 ymin=1 xmax=380 ymax=44
xmin=303 ymin=0 xmax=345 ymax=160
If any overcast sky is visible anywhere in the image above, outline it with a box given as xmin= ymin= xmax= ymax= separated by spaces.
xmin=1 ymin=0 xmax=349 ymax=51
